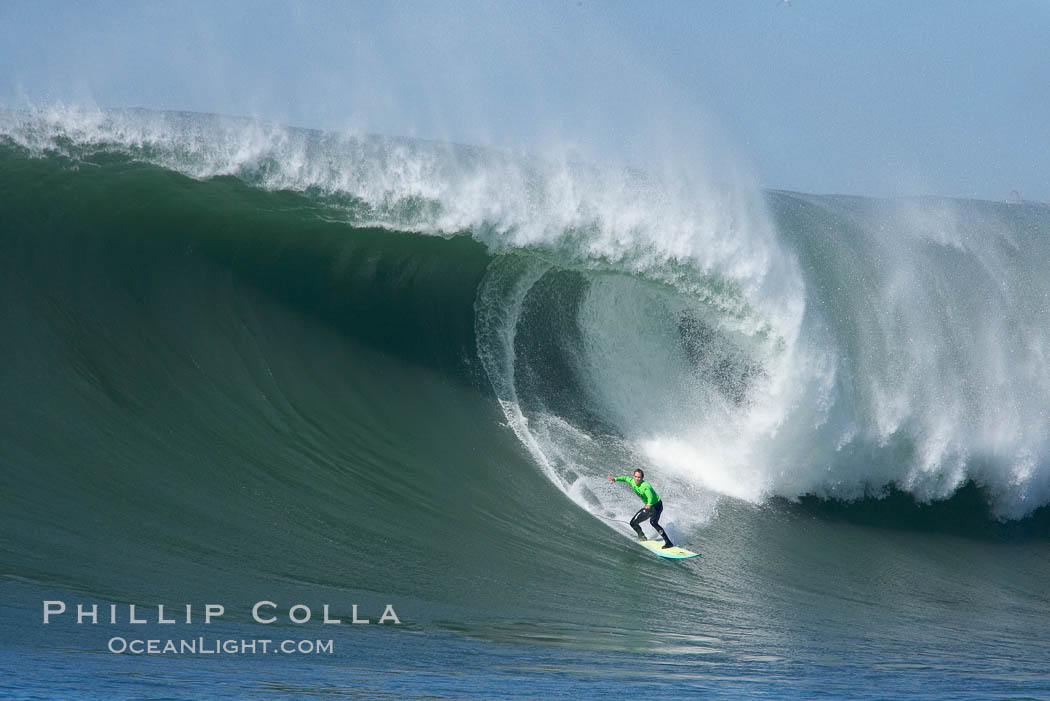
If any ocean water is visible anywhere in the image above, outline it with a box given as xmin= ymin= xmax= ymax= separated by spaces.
xmin=3 ymin=108 xmax=1050 ymax=698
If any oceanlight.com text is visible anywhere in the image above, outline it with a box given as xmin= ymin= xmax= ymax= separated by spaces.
xmin=108 ymin=637 xmax=335 ymax=655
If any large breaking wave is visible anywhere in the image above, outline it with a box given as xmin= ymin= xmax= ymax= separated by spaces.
xmin=4 ymin=106 xmax=1050 ymax=524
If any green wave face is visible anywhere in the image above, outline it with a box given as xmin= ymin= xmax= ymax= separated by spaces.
xmin=0 ymin=141 xmax=720 ymax=624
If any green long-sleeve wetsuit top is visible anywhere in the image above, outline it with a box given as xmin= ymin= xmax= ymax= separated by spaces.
xmin=614 ymin=476 xmax=660 ymax=506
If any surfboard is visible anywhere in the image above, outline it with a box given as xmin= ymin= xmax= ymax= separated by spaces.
xmin=637 ymin=539 xmax=700 ymax=559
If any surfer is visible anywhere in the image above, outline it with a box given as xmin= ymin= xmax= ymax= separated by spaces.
xmin=607 ymin=470 xmax=674 ymax=548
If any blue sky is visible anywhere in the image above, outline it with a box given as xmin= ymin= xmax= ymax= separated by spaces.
xmin=2 ymin=0 xmax=1047 ymax=200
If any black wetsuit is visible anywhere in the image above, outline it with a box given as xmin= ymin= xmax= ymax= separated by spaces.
xmin=630 ymin=499 xmax=672 ymax=544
